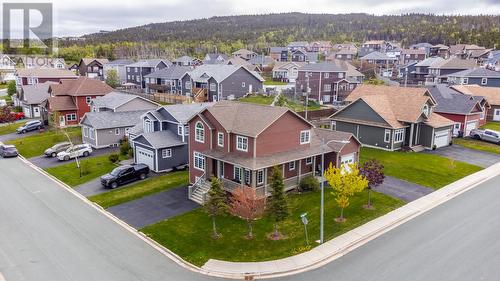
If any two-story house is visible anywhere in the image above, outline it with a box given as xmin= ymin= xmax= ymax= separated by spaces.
xmin=181 ymin=65 xmax=264 ymax=102
xmin=203 ymin=53 xmax=230 ymax=65
xmin=18 ymin=81 xmax=56 ymax=119
xmin=103 ymin=59 xmax=134 ymax=84
xmin=400 ymin=49 xmax=427 ymax=65
xmin=126 ymin=59 xmax=172 ymax=89
xmin=409 ymin=43 xmax=434 ymax=56
xmin=451 ymin=85 xmax=500 ymax=122
xmin=232 ymin=49 xmax=257 ymax=61
xmin=16 ymin=68 xmax=77 ymax=86
xmin=429 ymin=44 xmax=450 ymax=59
xmin=272 ymin=62 xmax=305 ymax=83
xmin=359 ymin=51 xmax=398 ymax=69
xmin=172 ymin=56 xmax=202 ymax=67
xmin=359 ymin=40 xmax=386 ymax=57
xmin=328 ymin=49 xmax=357 ymax=61
xmin=187 ymin=101 xmax=360 ymax=204
xmin=425 ymin=58 xmax=477 ymax=84
xmin=43 ymin=77 xmax=114 ymax=127
xmin=131 ymin=103 xmax=213 ymax=173
xmin=287 ymin=41 xmax=309 ymax=52
xmin=269 ymin=47 xmax=289 ymax=62
xmin=78 ymin=58 xmax=109 ymax=79
xmin=413 ymin=57 xmax=445 ymax=85
xmin=308 ymin=41 xmax=332 ymax=54
xmin=144 ymin=65 xmax=191 ymax=94
xmin=447 ymin=68 xmax=500 ymax=87
xmin=330 ymin=85 xmax=455 ymax=151
xmin=291 ymin=50 xmax=318 ymax=63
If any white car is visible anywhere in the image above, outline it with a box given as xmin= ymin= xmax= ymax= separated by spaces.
xmin=57 ymin=144 xmax=93 ymax=161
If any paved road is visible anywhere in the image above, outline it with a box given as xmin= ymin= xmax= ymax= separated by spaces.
xmin=0 ymin=157 xmax=216 ymax=281
xmin=107 ymin=186 xmax=199 ymax=229
xmin=0 ymin=129 xmax=38 ymax=142
xmin=373 ymin=176 xmax=433 ymax=202
xmin=29 ymin=147 xmax=118 ymax=169
xmin=276 ymin=175 xmax=500 ymax=281
xmin=425 ymin=144 xmax=500 ymax=168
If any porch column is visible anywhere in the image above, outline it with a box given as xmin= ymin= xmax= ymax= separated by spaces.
xmin=409 ymin=123 xmax=414 ymax=147
xmin=297 ymin=159 xmax=302 ymax=185
xmin=216 ymin=160 xmax=221 ymax=178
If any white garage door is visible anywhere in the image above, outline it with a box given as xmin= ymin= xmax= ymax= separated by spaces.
xmin=340 ymin=153 xmax=355 ymax=172
xmin=136 ymin=146 xmax=155 ymax=170
xmin=434 ymin=130 xmax=450 ymax=148
xmin=465 ymin=120 xmax=478 ymax=136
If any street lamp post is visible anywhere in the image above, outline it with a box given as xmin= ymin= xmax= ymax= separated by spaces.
xmin=319 ymin=137 xmax=349 ymax=244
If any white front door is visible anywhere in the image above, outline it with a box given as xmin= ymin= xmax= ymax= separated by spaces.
xmin=434 ymin=130 xmax=450 ymax=148
xmin=465 ymin=120 xmax=478 ymax=136
xmin=33 ymin=106 xmax=40 ymax=118
xmin=453 ymin=123 xmax=461 ymax=137
xmin=136 ymin=146 xmax=155 ymax=170
xmin=494 ymin=109 xmax=500 ymax=121
xmin=59 ymin=116 xmax=65 ymax=127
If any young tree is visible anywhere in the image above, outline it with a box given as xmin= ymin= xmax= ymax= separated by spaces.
xmin=7 ymin=80 xmax=16 ymax=97
xmin=324 ymin=162 xmax=368 ymax=222
xmin=267 ymin=166 xmax=289 ymax=239
xmin=105 ymin=69 xmax=120 ymax=88
xmin=203 ymin=177 xmax=227 ymax=239
xmin=229 ymin=186 xmax=266 ymax=239
xmin=360 ymin=160 xmax=385 ymax=209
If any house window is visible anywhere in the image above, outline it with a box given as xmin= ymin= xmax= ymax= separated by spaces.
xmin=89 ymin=128 xmax=95 ymax=140
xmin=134 ymin=67 xmax=138 ymax=72
xmin=193 ymin=152 xmax=205 ymax=171
xmin=184 ymin=126 xmax=189 ymax=136
xmin=185 ymin=81 xmax=191 ymax=89
xmin=242 ymin=82 xmax=246 ymax=88
xmin=195 ymin=122 xmax=204 ymax=143
xmin=127 ymin=67 xmax=130 ymax=72
xmin=27 ymin=77 xmax=38 ymax=85
xmin=394 ymin=129 xmax=404 ymax=143
xmin=83 ymin=127 xmax=89 ymax=137
xmin=306 ymin=157 xmax=313 ymax=165
xmin=115 ymin=128 xmax=120 ymax=135
xmin=144 ymin=120 xmax=153 ymax=133
xmin=219 ymin=161 xmax=225 ymax=178
xmin=66 ymin=113 xmax=77 ymax=121
xmin=289 ymin=161 xmax=296 ymax=170
xmin=127 ymin=75 xmax=130 ymax=80
xmin=162 ymin=149 xmax=172 ymax=158
xmin=384 ymin=129 xmax=391 ymax=143
xmin=234 ymin=166 xmax=242 ymax=182
xmin=257 ymin=170 xmax=264 ymax=185
xmin=324 ymin=72 xmax=330 ymax=78
xmin=86 ymin=96 xmax=92 ymax=104
xmin=217 ymin=132 xmax=224 ymax=147
xmin=244 ymin=169 xmax=251 ymax=185
xmin=481 ymin=78 xmax=488 ymax=85
xmin=338 ymin=72 xmax=344 ymax=78
xmin=177 ymin=125 xmax=183 ymax=136
xmin=300 ymin=130 xmax=311 ymax=144
xmin=331 ymin=121 xmax=337 ymax=131
xmin=236 ymin=135 xmax=248 ymax=151
xmin=323 ymin=84 xmax=331 ymax=92
xmin=210 ymin=83 xmax=216 ymax=92
xmin=461 ymin=78 xmax=468 ymax=84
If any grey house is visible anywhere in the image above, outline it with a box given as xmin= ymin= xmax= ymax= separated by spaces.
xmin=80 ymin=110 xmax=147 ymax=149
xmin=103 ymin=59 xmax=134 ymax=84
xmin=181 ymin=65 xmax=264 ymax=102
xmin=18 ymin=81 xmax=56 ymax=119
xmin=132 ymin=103 xmax=213 ymax=173
xmin=330 ymin=85 xmax=455 ymax=151
xmin=426 ymin=58 xmax=477 ymax=84
xmin=143 ymin=65 xmax=191 ymax=94
xmin=447 ymin=68 xmax=500 ymax=87
xmin=125 ymin=59 xmax=172 ymax=89
xmin=90 ymin=91 xmax=159 ymax=113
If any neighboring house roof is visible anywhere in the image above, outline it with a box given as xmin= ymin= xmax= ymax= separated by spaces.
xmin=173 ymin=55 xmax=199 ymax=64
xmin=334 ymin=49 xmax=357 ymax=55
xmin=81 ymin=110 xmax=147 ymax=129
xmin=414 ymin=57 xmax=445 ymax=67
xmin=360 ymin=51 xmax=397 ymax=61
xmin=272 ymin=61 xmax=305 ymax=72
xmin=307 ymin=52 xmax=319 ymax=62
xmin=447 ymin=68 xmax=500 ymax=78
xmin=91 ymin=91 xmax=158 ymax=110
xmin=16 ymin=68 xmax=77 ymax=78
xmin=80 ymin=58 xmax=109 ymax=66
xmin=105 ymin=59 xmax=134 ymax=66
xmin=133 ymin=130 xmax=185 ymax=149
xmin=428 ymin=58 xmax=477 ymax=69
xmin=248 ymin=55 xmax=275 ymax=65
xmin=47 ymin=96 xmax=77 ymax=111
xmin=449 ymin=44 xmax=466 ymax=55
xmin=470 ymin=49 xmax=492 ymax=58
xmin=363 ymin=40 xmax=385 ymax=45
xmin=200 ymin=101 xmax=312 ymax=137
xmin=21 ymin=81 xmax=56 ymax=104
xmin=227 ymin=57 xmax=253 ymax=67
xmin=452 ymin=85 xmax=500 ymax=105
xmin=298 ymin=62 xmax=345 ymax=72
xmin=411 ymin=43 xmax=433 ymax=49
xmin=128 ymin=122 xmax=143 ymax=136
xmin=432 ymin=44 xmax=449 ymax=50
xmin=401 ymin=49 xmax=427 ymax=56
xmin=427 ymin=84 xmax=485 ymax=115
xmin=144 ymin=65 xmax=191 ymax=80
xmin=270 ymin=47 xmax=287 ymax=53
xmin=329 ymin=59 xmax=364 ymax=78
xmin=204 ymin=53 xmax=230 ymax=64
xmin=288 ymin=41 xmax=309 ymax=47
xmin=126 ymin=59 xmax=172 ymax=68
xmin=185 ymin=64 xmax=264 ymax=83
xmin=50 ymin=77 xmax=114 ymax=96
xmin=232 ymin=49 xmax=256 ymax=56
xmin=158 ymin=102 xmax=214 ymax=124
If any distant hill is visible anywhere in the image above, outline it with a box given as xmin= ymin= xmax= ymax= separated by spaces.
xmin=81 ymin=13 xmax=500 ymax=48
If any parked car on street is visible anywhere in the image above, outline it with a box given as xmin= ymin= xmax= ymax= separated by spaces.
xmin=57 ymin=144 xmax=92 ymax=161
xmin=44 ymin=142 xmax=72 ymax=157
xmin=16 ymin=120 xmax=43 ymax=134
xmin=100 ymin=164 xmax=150 ymax=189
xmin=470 ymin=129 xmax=500 ymax=144
xmin=0 ymin=144 xmax=18 ymax=158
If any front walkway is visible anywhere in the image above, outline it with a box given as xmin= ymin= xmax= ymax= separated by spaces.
xmin=373 ymin=176 xmax=433 ymax=202
xmin=107 ymin=186 xmax=198 ymax=229
xmin=424 ymin=144 xmax=500 ymax=168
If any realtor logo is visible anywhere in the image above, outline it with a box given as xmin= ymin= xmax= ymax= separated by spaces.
xmin=2 ymin=3 xmax=53 ymax=52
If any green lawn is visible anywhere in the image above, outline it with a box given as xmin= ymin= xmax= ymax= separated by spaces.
xmin=141 ymin=190 xmax=403 ymax=266
xmin=88 ymin=170 xmax=189 ymax=208
xmin=285 ymin=99 xmax=322 ymax=112
xmin=360 ymin=147 xmax=482 ymax=189
xmin=238 ymin=94 xmax=275 ymax=105
xmin=481 ymin=122 xmax=500 ymax=131
xmin=264 ymin=80 xmax=288 ymax=86
xmin=0 ymin=122 xmax=21 ymax=135
xmin=454 ymin=138 xmax=500 ymax=154
xmin=7 ymin=127 xmax=81 ymax=158
xmin=45 ymin=153 xmax=118 ymax=187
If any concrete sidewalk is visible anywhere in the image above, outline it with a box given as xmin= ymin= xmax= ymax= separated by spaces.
xmin=201 ymin=162 xmax=500 ymax=279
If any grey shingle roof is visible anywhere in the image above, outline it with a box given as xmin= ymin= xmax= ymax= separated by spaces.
xmin=270 ymin=47 xmax=287 ymax=53
xmin=298 ymin=62 xmax=345 ymax=72
xmin=360 ymin=51 xmax=397 ymax=61
xmin=134 ymin=130 xmax=184 ymax=149
xmin=427 ymin=84 xmax=484 ymax=115
xmin=105 ymin=59 xmax=134 ymax=66
xmin=158 ymin=102 xmax=214 ymax=124
xmin=21 ymin=81 xmax=57 ymax=104
xmin=186 ymin=64 xmax=264 ymax=83
xmin=144 ymin=65 xmax=191 ymax=80
xmin=428 ymin=58 xmax=477 ymax=69
xmin=126 ymin=59 xmax=172 ymax=68
xmin=80 ymin=110 xmax=147 ymax=130
xmin=174 ymin=55 xmax=195 ymax=63
xmin=91 ymin=91 xmax=156 ymax=110
xmin=415 ymin=57 xmax=445 ymax=67
xmin=447 ymin=68 xmax=500 ymax=78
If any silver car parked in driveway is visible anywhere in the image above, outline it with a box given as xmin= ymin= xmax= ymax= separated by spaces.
xmin=470 ymin=129 xmax=500 ymax=144
xmin=44 ymin=142 xmax=72 ymax=158
xmin=57 ymin=144 xmax=93 ymax=161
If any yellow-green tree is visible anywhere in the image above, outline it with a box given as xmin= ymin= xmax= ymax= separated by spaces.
xmin=324 ymin=162 xmax=368 ymax=222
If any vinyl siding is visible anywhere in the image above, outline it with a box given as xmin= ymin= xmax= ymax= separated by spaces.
xmin=157 ymin=144 xmax=188 ymax=172
xmin=333 ymin=99 xmax=390 ymax=125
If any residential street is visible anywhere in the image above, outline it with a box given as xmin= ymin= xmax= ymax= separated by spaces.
xmin=0 ymin=157 xmax=215 ymax=281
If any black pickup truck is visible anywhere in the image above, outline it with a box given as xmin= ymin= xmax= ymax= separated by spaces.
xmin=100 ymin=164 xmax=150 ymax=189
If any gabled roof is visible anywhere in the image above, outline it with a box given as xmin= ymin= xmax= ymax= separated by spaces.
xmin=91 ymin=91 xmax=158 ymax=110
xmin=363 ymin=40 xmax=386 ymax=45
xmin=80 ymin=58 xmax=109 ymax=66
xmin=411 ymin=43 xmax=433 ymax=49
xmin=248 ymin=55 xmax=275 ymax=65
xmin=126 ymin=59 xmax=172 ymax=68
xmin=173 ymin=55 xmax=196 ymax=64
xmin=198 ymin=101 xmax=313 ymax=137
xmin=226 ymin=57 xmax=253 ymax=67
xmin=270 ymin=47 xmax=287 ymax=53
xmin=428 ymin=58 xmax=477 ymax=69
xmin=272 ymin=61 xmax=305 ymax=72
xmin=427 ymin=84 xmax=485 ymax=115
xmin=447 ymin=68 xmax=500 ymax=78
xmin=47 ymin=96 xmax=77 ymax=111
xmin=360 ymin=51 xmax=397 ymax=61
xmin=401 ymin=49 xmax=427 ymax=55
xmin=334 ymin=49 xmax=357 ymax=55
xmin=432 ymin=44 xmax=449 ymax=50
xmin=452 ymin=85 xmax=500 ymax=105
xmin=133 ymin=130 xmax=185 ymax=149
xmin=21 ymin=81 xmax=57 ymax=104
xmin=156 ymin=102 xmax=214 ymax=124
xmin=49 ymin=77 xmax=113 ymax=96
xmin=80 ymin=110 xmax=147 ymax=130
xmin=414 ymin=57 xmax=445 ymax=67
xmin=144 ymin=65 xmax=191 ymax=80
xmin=470 ymin=48 xmax=492 ymax=58
xmin=232 ymin=49 xmax=256 ymax=56
xmin=204 ymin=53 xmax=230 ymax=64
xmin=298 ymin=62 xmax=346 ymax=72
xmin=184 ymin=64 xmax=264 ymax=83
xmin=105 ymin=59 xmax=134 ymax=66
xmin=16 ymin=68 xmax=77 ymax=78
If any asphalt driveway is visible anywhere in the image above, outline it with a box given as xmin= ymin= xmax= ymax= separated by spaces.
xmin=74 ymin=171 xmax=161 ymax=197
xmin=107 ymin=186 xmax=199 ymax=229
xmin=424 ymin=144 xmax=500 ymax=168
xmin=0 ymin=129 xmax=38 ymax=142
xmin=373 ymin=176 xmax=433 ymax=202
xmin=29 ymin=147 xmax=119 ymax=169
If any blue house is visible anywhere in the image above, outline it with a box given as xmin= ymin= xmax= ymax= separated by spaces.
xmin=447 ymin=68 xmax=500 ymax=87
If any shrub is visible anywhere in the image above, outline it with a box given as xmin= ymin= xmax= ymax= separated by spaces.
xmin=108 ymin=153 xmax=119 ymax=163
xmin=127 ymin=147 xmax=134 ymax=158
xmin=120 ymin=138 xmax=130 ymax=155
xmin=299 ymin=175 xmax=319 ymax=192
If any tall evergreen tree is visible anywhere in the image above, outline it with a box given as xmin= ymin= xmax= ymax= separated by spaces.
xmin=267 ymin=166 xmax=289 ymax=239
xmin=203 ymin=177 xmax=227 ymax=239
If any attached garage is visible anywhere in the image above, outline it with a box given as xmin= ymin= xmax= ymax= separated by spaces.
xmin=434 ymin=130 xmax=451 ymax=148
xmin=136 ymin=146 xmax=155 ymax=170
xmin=464 ymin=120 xmax=478 ymax=137
xmin=340 ymin=153 xmax=355 ymax=171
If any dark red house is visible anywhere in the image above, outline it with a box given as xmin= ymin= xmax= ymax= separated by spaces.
xmin=187 ymin=101 xmax=360 ymax=204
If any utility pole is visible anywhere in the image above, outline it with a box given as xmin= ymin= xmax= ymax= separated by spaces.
xmin=404 ymin=67 xmax=408 ymax=88
xmin=305 ymin=73 xmax=310 ymax=120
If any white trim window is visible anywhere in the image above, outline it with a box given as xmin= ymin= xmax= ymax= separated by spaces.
xmin=66 ymin=113 xmax=77 ymax=121
xmin=195 ymin=122 xmax=205 ymax=143
xmin=394 ymin=129 xmax=404 ymax=143
xmin=384 ymin=129 xmax=391 ymax=143
xmin=27 ymin=77 xmax=38 ymax=85
xmin=461 ymin=77 xmax=468 ymax=84
xmin=83 ymin=127 xmax=89 ymax=137
xmin=89 ymin=128 xmax=95 ymax=140
xmin=481 ymin=77 xmax=488 ymax=85
xmin=177 ymin=125 xmax=183 ymax=136
xmin=236 ymin=135 xmax=248 ymax=151
xmin=193 ymin=152 xmax=205 ymax=171
xmin=184 ymin=126 xmax=189 ymax=136
xmin=323 ymin=84 xmax=331 ymax=92
xmin=144 ymin=119 xmax=153 ymax=133
xmin=244 ymin=169 xmax=251 ymax=185
xmin=305 ymin=157 xmax=313 ymax=165
xmin=86 ymin=96 xmax=92 ymax=104
xmin=324 ymin=72 xmax=329 ymax=78
xmin=115 ymin=128 xmax=120 ymax=135
xmin=185 ymin=81 xmax=191 ymax=89
xmin=300 ymin=130 xmax=311 ymax=144
xmin=242 ymin=82 xmax=246 ymax=88
xmin=338 ymin=72 xmax=344 ymax=78
xmin=257 ymin=169 xmax=264 ymax=185
xmin=234 ymin=166 xmax=242 ymax=182
xmin=210 ymin=83 xmax=216 ymax=92
xmin=162 ymin=149 xmax=172 ymax=158
xmin=217 ymin=132 xmax=224 ymax=147
xmin=289 ymin=161 xmax=296 ymax=171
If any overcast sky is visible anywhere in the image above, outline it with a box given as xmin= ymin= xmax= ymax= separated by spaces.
xmin=4 ymin=0 xmax=500 ymax=37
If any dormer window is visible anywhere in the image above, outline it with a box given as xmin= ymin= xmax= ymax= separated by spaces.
xmin=422 ymin=104 xmax=430 ymax=117
xmin=144 ymin=119 xmax=153 ymax=133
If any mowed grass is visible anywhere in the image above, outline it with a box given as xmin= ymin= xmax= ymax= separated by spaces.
xmin=264 ymin=80 xmax=289 ymax=86
xmin=481 ymin=122 xmax=500 ymax=131
xmin=0 ymin=122 xmax=21 ymax=135
xmin=454 ymin=138 xmax=500 ymax=155
xmin=88 ymin=170 xmax=189 ymax=208
xmin=141 ymin=189 xmax=403 ymax=266
xmin=239 ymin=94 xmax=275 ymax=105
xmin=45 ymin=153 xmax=117 ymax=187
xmin=7 ymin=127 xmax=81 ymax=158
xmin=360 ymin=147 xmax=482 ymax=189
